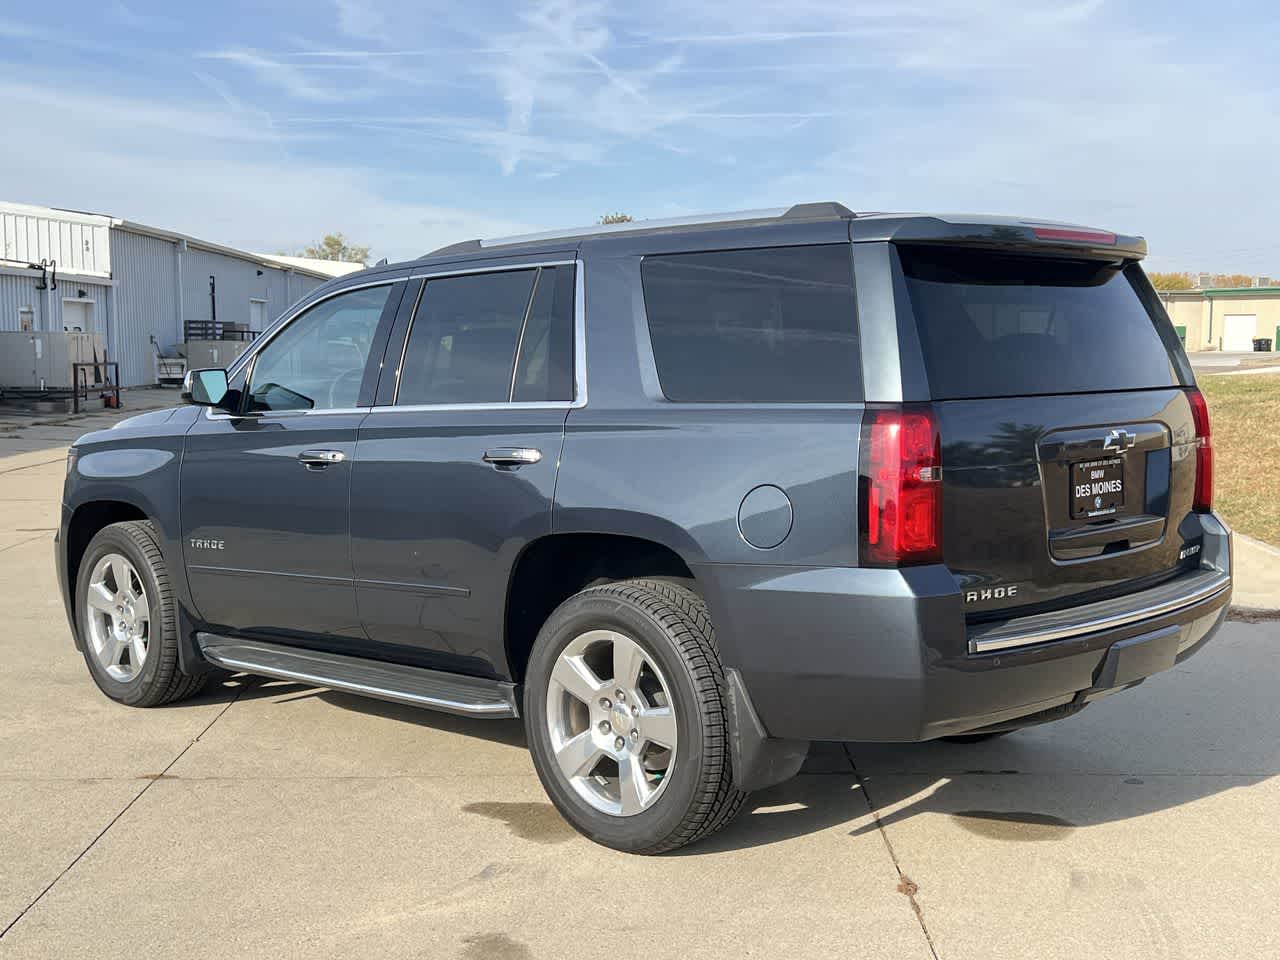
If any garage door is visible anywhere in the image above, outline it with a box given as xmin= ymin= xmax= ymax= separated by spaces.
xmin=1222 ymin=314 xmax=1256 ymax=352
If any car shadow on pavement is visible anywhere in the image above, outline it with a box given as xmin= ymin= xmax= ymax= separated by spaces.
xmin=193 ymin=674 xmax=531 ymax=748
xmin=682 ymin=730 xmax=1275 ymax=856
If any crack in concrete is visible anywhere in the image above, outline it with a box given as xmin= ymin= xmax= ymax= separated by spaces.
xmin=0 ymin=686 xmax=246 ymax=940
xmin=845 ymin=744 xmax=941 ymax=960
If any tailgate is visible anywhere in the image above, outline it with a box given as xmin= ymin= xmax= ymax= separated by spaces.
xmin=897 ymin=244 xmax=1203 ymax=619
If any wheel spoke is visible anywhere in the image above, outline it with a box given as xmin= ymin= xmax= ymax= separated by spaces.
xmin=110 ymin=558 xmax=132 ymax=596
xmin=550 ymin=654 xmax=605 ymax=705
xmin=87 ymin=582 xmax=116 ymax=614
xmin=130 ymin=634 xmax=147 ymax=668
xmin=554 ymin=730 xmax=605 ymax=780
xmin=108 ymin=634 xmax=129 ymax=667
xmin=612 ymin=635 xmax=646 ymax=690
xmin=131 ymin=591 xmax=150 ymax=625
xmin=639 ymin=706 xmax=677 ymax=750
xmin=617 ymin=753 xmax=650 ymax=816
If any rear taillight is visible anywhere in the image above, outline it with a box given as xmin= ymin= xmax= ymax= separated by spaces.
xmin=1187 ymin=388 xmax=1213 ymax=512
xmin=859 ymin=406 xmax=943 ymax=566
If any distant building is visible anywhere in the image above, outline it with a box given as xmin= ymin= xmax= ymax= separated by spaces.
xmin=0 ymin=201 xmax=355 ymax=387
xmin=1160 ymin=286 xmax=1280 ymax=351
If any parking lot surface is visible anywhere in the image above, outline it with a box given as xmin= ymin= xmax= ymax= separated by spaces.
xmin=1 ymin=394 xmax=1277 ymax=959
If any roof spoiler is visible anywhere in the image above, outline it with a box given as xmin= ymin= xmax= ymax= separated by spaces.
xmin=852 ymin=215 xmax=1147 ymax=260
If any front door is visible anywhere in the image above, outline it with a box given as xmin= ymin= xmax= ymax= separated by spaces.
xmin=181 ymin=281 xmax=403 ymax=641
xmin=351 ymin=262 xmax=576 ymax=677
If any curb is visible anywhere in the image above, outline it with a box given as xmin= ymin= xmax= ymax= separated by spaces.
xmin=1236 ymin=532 xmax=1280 ymax=558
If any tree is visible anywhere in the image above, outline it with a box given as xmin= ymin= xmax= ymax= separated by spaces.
xmin=1148 ymin=271 xmax=1194 ymax=291
xmin=598 ymin=213 xmax=633 ymax=224
xmin=298 ymin=233 xmax=370 ymax=265
xmin=1213 ymin=273 xmax=1253 ymax=288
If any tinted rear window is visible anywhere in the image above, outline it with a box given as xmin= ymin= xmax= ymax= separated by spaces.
xmin=641 ymin=244 xmax=860 ymax=402
xmin=900 ymin=247 xmax=1182 ymax=399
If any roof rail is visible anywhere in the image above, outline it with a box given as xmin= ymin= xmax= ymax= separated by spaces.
xmin=419 ymin=202 xmax=854 ymax=258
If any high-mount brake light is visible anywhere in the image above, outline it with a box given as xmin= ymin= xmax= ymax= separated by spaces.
xmin=859 ymin=406 xmax=943 ymax=566
xmin=1032 ymin=226 xmax=1118 ymax=245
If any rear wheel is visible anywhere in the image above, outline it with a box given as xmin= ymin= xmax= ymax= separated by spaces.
xmin=524 ymin=579 xmax=746 ymax=854
xmin=76 ymin=521 xmax=205 ymax=707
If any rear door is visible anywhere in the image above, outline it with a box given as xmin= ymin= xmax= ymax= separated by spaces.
xmin=349 ymin=261 xmax=576 ymax=678
xmin=895 ymin=245 xmax=1202 ymax=619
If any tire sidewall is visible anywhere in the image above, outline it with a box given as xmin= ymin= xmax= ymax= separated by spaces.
xmin=76 ymin=525 xmax=169 ymax=706
xmin=524 ymin=589 xmax=711 ymax=852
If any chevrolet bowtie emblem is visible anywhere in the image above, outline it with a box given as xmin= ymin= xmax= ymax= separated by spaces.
xmin=1102 ymin=428 xmax=1137 ymax=454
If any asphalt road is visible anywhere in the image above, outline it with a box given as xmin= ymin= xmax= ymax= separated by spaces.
xmin=1 ymin=398 xmax=1277 ymax=959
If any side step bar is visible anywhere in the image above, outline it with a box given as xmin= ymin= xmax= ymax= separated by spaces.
xmin=197 ymin=634 xmax=519 ymax=718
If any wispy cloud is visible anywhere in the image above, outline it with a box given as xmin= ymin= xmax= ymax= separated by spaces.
xmin=201 ymin=48 xmax=371 ymax=102
xmin=0 ymin=79 xmax=534 ymax=260
xmin=332 ymin=0 xmax=390 ymax=44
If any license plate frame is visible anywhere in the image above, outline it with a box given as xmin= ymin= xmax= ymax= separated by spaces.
xmin=1070 ymin=457 xmax=1125 ymax=519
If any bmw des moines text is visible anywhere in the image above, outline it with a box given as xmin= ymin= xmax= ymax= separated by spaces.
xmin=56 ymin=203 xmax=1231 ymax=853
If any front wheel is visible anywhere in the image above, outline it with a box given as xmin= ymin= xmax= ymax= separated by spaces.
xmin=524 ymin=579 xmax=746 ymax=854
xmin=76 ymin=521 xmax=206 ymax=707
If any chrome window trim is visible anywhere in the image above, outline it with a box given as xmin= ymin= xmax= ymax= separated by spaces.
xmin=207 ymin=257 xmax=588 ymax=421
xmin=406 ymin=259 xmax=575 ymax=282
xmin=383 ymin=258 xmax=586 ymax=412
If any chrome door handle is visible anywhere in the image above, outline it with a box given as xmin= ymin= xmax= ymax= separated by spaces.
xmin=298 ymin=449 xmax=346 ymax=470
xmin=482 ymin=447 xmax=542 ymax=468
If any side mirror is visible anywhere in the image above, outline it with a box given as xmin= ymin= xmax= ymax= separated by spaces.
xmin=181 ymin=368 xmax=230 ymax=407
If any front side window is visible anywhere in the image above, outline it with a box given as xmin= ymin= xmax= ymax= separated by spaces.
xmin=641 ymin=244 xmax=861 ymax=402
xmin=246 ymin=285 xmax=393 ymax=412
xmin=396 ymin=265 xmax=575 ymax=406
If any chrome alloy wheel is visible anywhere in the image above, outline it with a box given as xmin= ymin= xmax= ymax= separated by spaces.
xmin=85 ymin=553 xmax=151 ymax=683
xmin=546 ymin=630 xmax=678 ymax=816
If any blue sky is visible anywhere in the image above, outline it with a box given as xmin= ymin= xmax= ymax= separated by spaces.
xmin=1 ymin=1 xmax=1277 ymax=271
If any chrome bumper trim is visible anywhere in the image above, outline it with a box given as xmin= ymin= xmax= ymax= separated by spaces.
xmin=968 ymin=571 xmax=1231 ymax=654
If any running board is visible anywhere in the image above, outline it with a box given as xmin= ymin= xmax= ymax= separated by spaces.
xmin=196 ymin=634 xmax=519 ymax=718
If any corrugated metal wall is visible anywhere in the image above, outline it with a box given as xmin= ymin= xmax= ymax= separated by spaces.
xmin=0 ymin=274 xmax=43 ymax=332
xmin=0 ymin=274 xmax=109 ymax=336
xmin=109 ymin=228 xmax=328 ymax=386
xmin=181 ymin=247 xmax=324 ymax=335
xmin=110 ymin=229 xmax=179 ymax=387
xmin=0 ymin=204 xmax=112 ymax=277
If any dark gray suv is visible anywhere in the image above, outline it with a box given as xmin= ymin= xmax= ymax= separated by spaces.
xmin=56 ymin=203 xmax=1232 ymax=853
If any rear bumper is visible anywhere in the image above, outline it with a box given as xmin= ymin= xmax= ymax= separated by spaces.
xmin=697 ymin=513 xmax=1233 ymax=742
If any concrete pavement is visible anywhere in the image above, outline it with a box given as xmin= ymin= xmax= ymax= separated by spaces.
xmin=1 ymin=392 xmax=1278 ymax=959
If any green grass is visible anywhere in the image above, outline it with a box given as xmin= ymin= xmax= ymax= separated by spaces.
xmin=1200 ymin=373 xmax=1280 ymax=546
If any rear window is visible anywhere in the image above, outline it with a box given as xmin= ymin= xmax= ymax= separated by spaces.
xmin=641 ymin=244 xmax=860 ymax=402
xmin=900 ymin=246 xmax=1183 ymax=400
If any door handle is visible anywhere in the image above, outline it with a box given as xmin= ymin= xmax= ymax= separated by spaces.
xmin=298 ymin=449 xmax=346 ymax=470
xmin=482 ymin=447 xmax=542 ymax=468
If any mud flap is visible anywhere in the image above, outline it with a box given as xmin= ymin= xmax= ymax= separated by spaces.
xmin=725 ymin=668 xmax=809 ymax=792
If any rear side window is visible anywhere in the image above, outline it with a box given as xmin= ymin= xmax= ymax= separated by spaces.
xmin=397 ymin=266 xmax=575 ymax=406
xmin=900 ymin=247 xmax=1183 ymax=399
xmin=641 ymin=244 xmax=860 ymax=402
xmin=513 ymin=265 xmax=575 ymax=402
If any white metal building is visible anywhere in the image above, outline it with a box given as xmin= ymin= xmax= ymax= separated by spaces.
xmin=0 ymin=201 xmax=352 ymax=387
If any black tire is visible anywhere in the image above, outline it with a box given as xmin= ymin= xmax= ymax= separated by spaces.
xmin=75 ymin=521 xmax=206 ymax=707
xmin=524 ymin=578 xmax=747 ymax=854
xmin=942 ymin=731 xmax=1011 ymax=744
